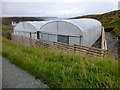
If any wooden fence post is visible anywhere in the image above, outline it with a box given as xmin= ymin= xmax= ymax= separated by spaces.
xmin=74 ymin=44 xmax=77 ymax=53
xmin=30 ymin=32 xmax=32 ymax=46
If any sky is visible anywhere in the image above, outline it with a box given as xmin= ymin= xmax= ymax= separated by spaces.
xmin=1 ymin=0 xmax=120 ymax=18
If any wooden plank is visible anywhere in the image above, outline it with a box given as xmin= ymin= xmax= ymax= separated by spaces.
xmin=74 ymin=44 xmax=105 ymax=51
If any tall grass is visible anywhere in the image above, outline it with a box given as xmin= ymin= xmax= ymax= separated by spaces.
xmin=2 ymin=38 xmax=119 ymax=88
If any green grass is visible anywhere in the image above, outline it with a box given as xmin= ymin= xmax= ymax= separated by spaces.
xmin=2 ymin=38 xmax=119 ymax=88
xmin=1 ymin=26 xmax=13 ymax=39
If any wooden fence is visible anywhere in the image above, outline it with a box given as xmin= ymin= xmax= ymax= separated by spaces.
xmin=35 ymin=39 xmax=107 ymax=57
xmin=12 ymin=34 xmax=107 ymax=57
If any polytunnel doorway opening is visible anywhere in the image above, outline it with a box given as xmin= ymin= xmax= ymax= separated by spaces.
xmin=37 ymin=31 xmax=40 ymax=39
xmin=57 ymin=35 xmax=83 ymax=45
xmin=69 ymin=35 xmax=83 ymax=45
xmin=57 ymin=35 xmax=69 ymax=44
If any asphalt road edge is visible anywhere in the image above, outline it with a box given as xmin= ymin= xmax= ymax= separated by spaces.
xmin=0 ymin=56 xmax=2 ymax=89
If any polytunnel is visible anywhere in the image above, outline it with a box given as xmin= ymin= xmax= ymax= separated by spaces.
xmin=13 ymin=18 xmax=102 ymax=47
xmin=39 ymin=18 xmax=102 ymax=47
xmin=13 ymin=21 xmax=47 ymax=39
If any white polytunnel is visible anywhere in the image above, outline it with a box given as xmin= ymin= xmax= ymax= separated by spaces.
xmin=14 ymin=21 xmax=47 ymax=39
xmin=13 ymin=18 xmax=102 ymax=47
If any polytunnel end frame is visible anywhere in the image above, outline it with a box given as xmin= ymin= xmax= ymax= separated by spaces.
xmin=101 ymin=27 xmax=107 ymax=50
xmin=39 ymin=20 xmax=84 ymax=45
xmin=24 ymin=22 xmax=40 ymax=39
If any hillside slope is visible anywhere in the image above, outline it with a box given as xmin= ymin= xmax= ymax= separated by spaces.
xmin=2 ymin=38 xmax=119 ymax=88
xmin=71 ymin=10 xmax=120 ymax=37
xmin=2 ymin=17 xmax=44 ymax=25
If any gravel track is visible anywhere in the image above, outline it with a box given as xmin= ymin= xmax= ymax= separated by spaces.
xmin=2 ymin=56 xmax=49 ymax=88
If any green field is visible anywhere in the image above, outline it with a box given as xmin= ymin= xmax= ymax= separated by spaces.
xmin=2 ymin=38 xmax=119 ymax=88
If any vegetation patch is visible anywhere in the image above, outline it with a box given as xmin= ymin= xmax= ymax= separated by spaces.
xmin=2 ymin=38 xmax=119 ymax=88
xmin=1 ymin=25 xmax=13 ymax=39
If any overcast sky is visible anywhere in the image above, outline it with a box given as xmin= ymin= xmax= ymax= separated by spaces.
xmin=1 ymin=0 xmax=120 ymax=18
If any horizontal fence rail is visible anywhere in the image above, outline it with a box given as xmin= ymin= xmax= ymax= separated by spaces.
xmin=11 ymin=34 xmax=107 ymax=57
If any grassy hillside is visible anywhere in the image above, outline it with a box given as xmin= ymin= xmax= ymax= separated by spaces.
xmin=2 ymin=17 xmax=44 ymax=25
xmin=2 ymin=38 xmax=119 ymax=88
xmin=2 ymin=17 xmax=59 ymax=26
xmin=71 ymin=10 xmax=120 ymax=37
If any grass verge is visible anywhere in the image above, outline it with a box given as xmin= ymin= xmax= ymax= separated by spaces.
xmin=2 ymin=38 xmax=119 ymax=88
